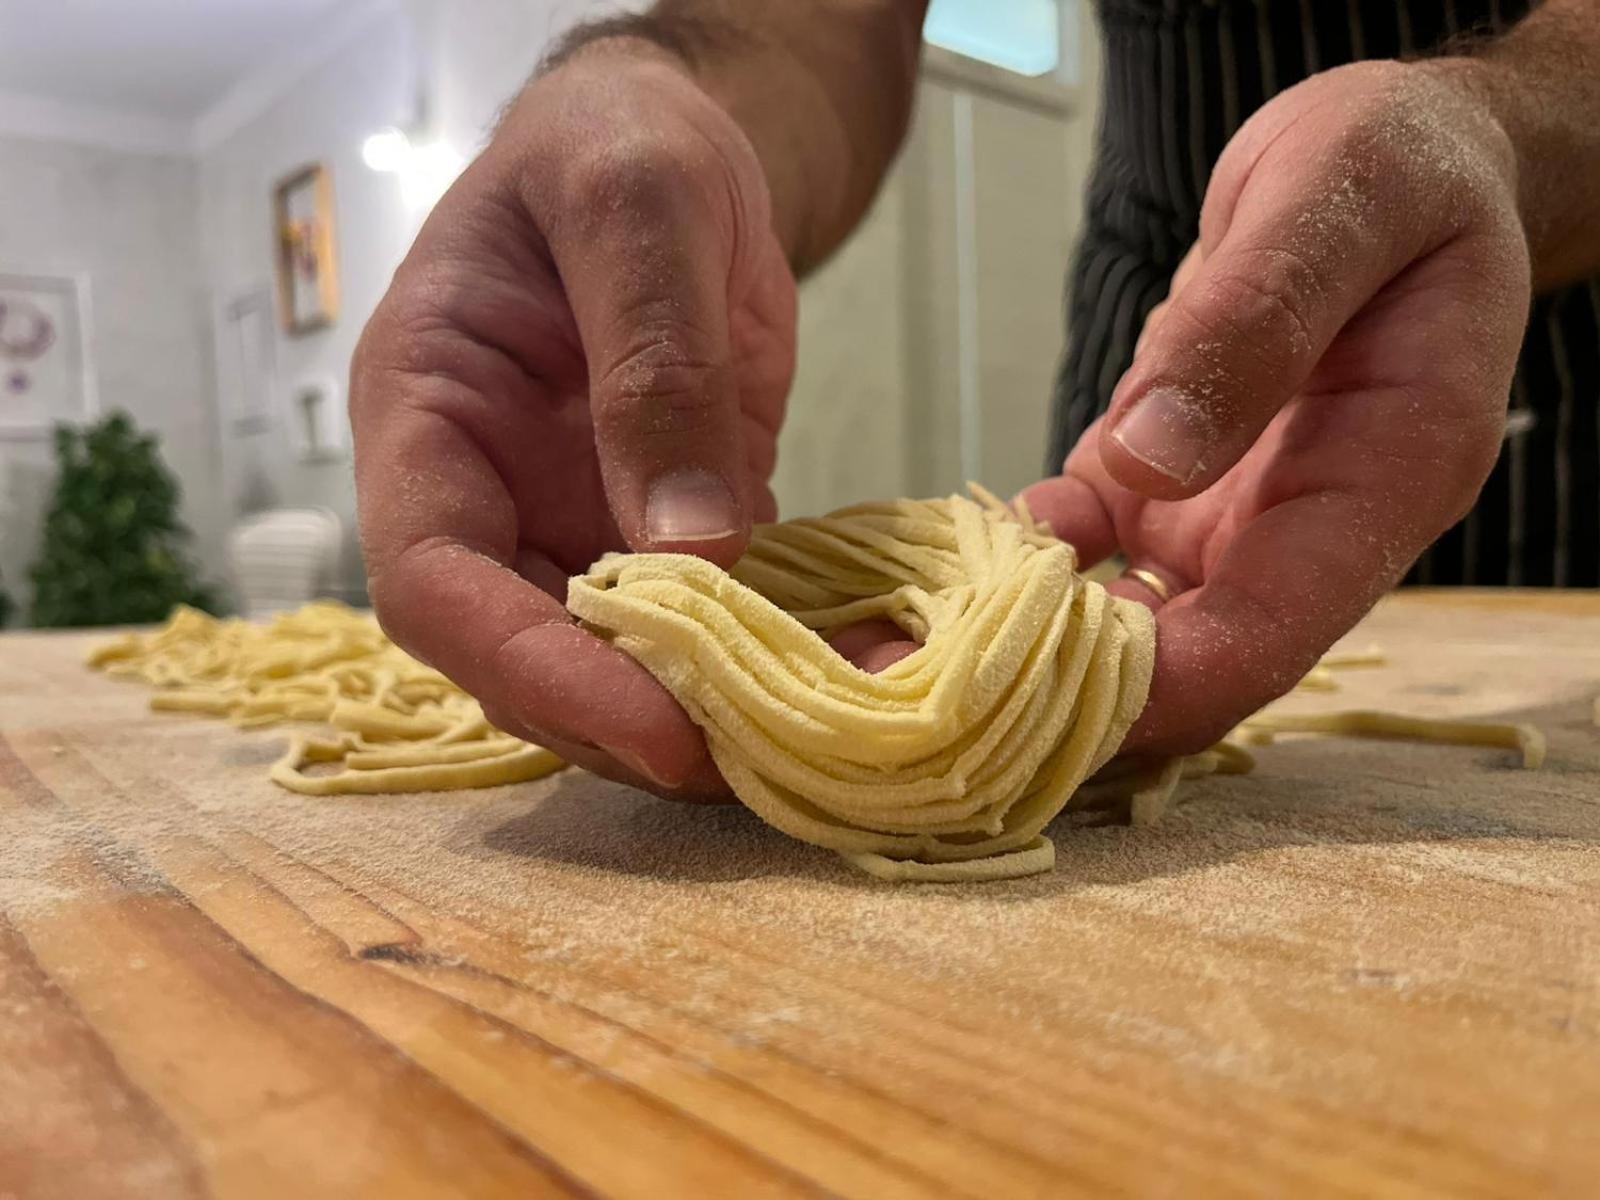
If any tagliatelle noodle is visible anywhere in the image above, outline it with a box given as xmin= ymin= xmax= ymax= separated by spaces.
xmin=87 ymin=602 xmax=564 ymax=795
xmin=568 ymin=490 xmax=1162 ymax=880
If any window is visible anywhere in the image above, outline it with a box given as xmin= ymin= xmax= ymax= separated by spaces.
xmin=924 ymin=0 xmax=1061 ymax=78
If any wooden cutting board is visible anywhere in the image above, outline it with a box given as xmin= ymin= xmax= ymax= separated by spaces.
xmin=2 ymin=589 xmax=1598 ymax=1198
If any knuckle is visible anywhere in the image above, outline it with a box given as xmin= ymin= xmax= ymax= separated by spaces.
xmin=353 ymin=253 xmax=474 ymax=381
xmin=569 ymin=133 xmax=698 ymax=224
xmin=353 ymin=257 xmax=538 ymax=423
xmin=358 ymin=299 xmax=454 ymax=379
xmin=1168 ymin=251 xmax=1320 ymax=388
xmin=349 ymin=301 xmax=463 ymax=423
xmin=595 ymin=320 xmax=729 ymax=439
xmin=1336 ymin=83 xmax=1513 ymax=229
xmin=1208 ymin=249 xmax=1320 ymax=354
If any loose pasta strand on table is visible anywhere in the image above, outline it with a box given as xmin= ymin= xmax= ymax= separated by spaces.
xmin=1237 ymin=710 xmax=1545 ymax=770
xmin=88 ymin=601 xmax=566 ymax=795
xmin=90 ymin=518 xmax=1553 ymax=883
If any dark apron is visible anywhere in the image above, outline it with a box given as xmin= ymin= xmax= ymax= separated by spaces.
xmin=1050 ymin=0 xmax=1600 ymax=586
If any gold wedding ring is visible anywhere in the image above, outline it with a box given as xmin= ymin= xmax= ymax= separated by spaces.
xmin=1124 ymin=567 xmax=1172 ymax=603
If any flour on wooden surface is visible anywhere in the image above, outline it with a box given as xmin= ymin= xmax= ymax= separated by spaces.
xmin=3 ymin=601 xmax=1598 ymax=1117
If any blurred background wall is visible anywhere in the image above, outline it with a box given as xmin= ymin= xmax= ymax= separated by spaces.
xmin=0 ymin=0 xmax=1100 ymax=620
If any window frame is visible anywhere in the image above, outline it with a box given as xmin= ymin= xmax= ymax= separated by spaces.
xmin=921 ymin=0 xmax=1083 ymax=116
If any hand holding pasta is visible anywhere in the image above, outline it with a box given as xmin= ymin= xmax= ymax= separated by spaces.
xmin=1026 ymin=61 xmax=1531 ymax=755
xmin=569 ymin=491 xmax=1163 ymax=880
xmin=90 ymin=531 xmax=1545 ymax=882
xmin=348 ymin=45 xmax=797 ymax=796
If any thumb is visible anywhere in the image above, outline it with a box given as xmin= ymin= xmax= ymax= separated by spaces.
xmin=550 ymin=142 xmax=751 ymax=565
xmin=1099 ymin=124 xmax=1453 ymax=499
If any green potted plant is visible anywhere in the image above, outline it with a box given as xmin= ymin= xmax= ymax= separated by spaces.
xmin=29 ymin=411 xmax=222 ymax=628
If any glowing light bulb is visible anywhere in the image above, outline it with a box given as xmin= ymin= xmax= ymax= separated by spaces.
xmin=361 ymin=127 xmax=412 ymax=173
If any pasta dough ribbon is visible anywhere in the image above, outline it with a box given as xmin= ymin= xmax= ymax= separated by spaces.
xmin=87 ymin=601 xmax=564 ymax=796
xmin=569 ymin=492 xmax=1157 ymax=880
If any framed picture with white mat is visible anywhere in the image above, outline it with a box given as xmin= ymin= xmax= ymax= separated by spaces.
xmin=0 ymin=272 xmax=98 ymax=440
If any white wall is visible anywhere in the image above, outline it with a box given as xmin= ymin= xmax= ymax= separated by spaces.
xmin=412 ymin=0 xmax=646 ymax=154
xmin=191 ymin=0 xmax=641 ymax=601
xmin=197 ymin=5 xmax=419 ymax=601
xmin=775 ymin=19 xmax=1102 ymax=518
xmin=0 ymin=135 xmax=214 ymax=619
xmin=0 ymin=0 xmax=641 ymax=615
xmin=771 ymin=178 xmax=915 ymax=519
xmin=0 ymin=0 xmax=1099 ymax=621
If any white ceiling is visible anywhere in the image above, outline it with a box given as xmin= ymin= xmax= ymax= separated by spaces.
xmin=0 ymin=0 xmax=351 ymax=120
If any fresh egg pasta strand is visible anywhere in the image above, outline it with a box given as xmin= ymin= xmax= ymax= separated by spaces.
xmin=272 ymin=741 xmax=563 ymax=796
xmin=1238 ymin=709 xmax=1545 ymax=769
xmin=89 ymin=601 xmax=565 ymax=795
xmin=570 ymin=491 xmax=1157 ymax=880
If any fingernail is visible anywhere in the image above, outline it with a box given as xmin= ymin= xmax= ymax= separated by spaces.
xmin=646 ymin=469 xmax=739 ymax=543
xmin=1112 ymin=387 xmax=1211 ymax=484
xmin=605 ymin=743 xmax=677 ymax=790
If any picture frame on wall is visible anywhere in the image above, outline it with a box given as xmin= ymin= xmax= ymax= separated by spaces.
xmin=273 ymin=163 xmax=340 ymax=336
xmin=214 ymin=287 xmax=277 ymax=435
xmin=0 ymin=272 xmax=98 ymax=440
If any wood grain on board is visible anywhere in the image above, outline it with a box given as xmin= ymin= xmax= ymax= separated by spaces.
xmin=1 ymin=589 xmax=1598 ymax=1198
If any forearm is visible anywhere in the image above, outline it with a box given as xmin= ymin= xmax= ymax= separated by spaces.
xmin=1426 ymin=0 xmax=1600 ymax=291
xmin=546 ymin=1 xmax=928 ymax=273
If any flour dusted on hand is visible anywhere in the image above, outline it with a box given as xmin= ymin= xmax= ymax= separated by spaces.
xmin=568 ymin=489 xmax=1158 ymax=881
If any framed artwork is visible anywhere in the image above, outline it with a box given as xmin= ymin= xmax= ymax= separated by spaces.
xmin=273 ymin=163 xmax=340 ymax=335
xmin=0 ymin=272 xmax=97 ymax=440
xmin=214 ymin=287 xmax=277 ymax=434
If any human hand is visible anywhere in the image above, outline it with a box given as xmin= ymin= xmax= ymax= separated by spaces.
xmin=350 ymin=44 xmax=796 ymax=796
xmin=1021 ymin=59 xmax=1532 ymax=754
